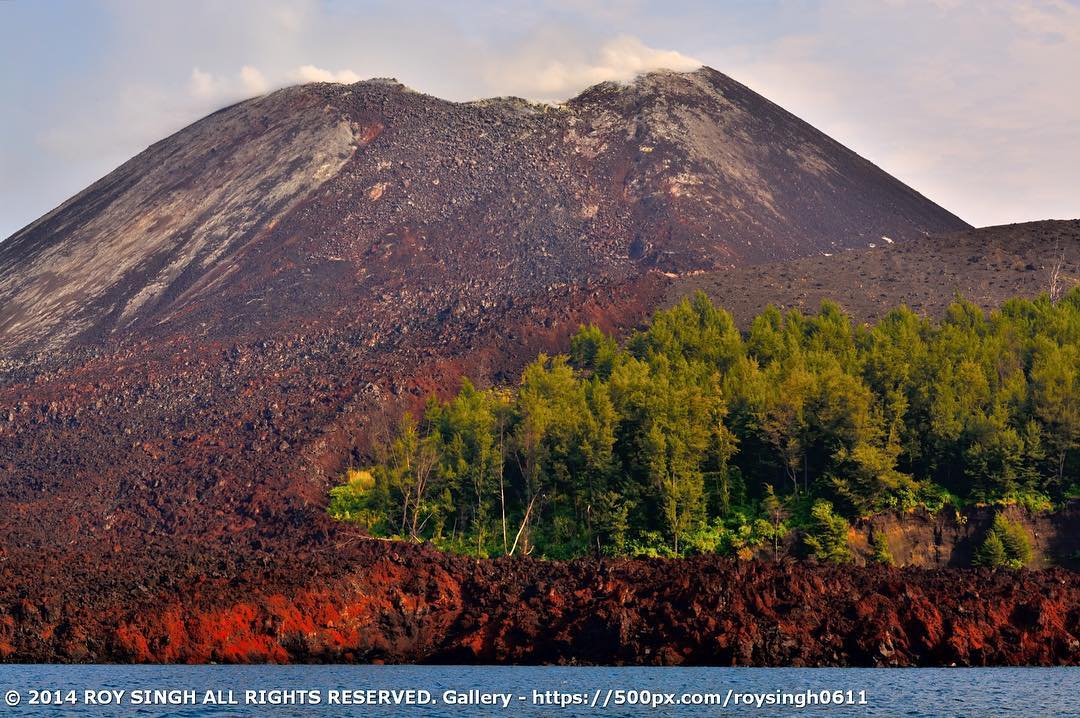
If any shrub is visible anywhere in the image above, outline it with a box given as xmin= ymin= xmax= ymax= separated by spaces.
xmin=974 ymin=530 xmax=1008 ymax=567
xmin=917 ymin=483 xmax=955 ymax=514
xmin=872 ymin=532 xmax=895 ymax=566
xmin=682 ymin=518 xmax=726 ymax=555
xmin=973 ymin=513 xmax=1032 ymax=567
xmin=328 ymin=468 xmax=381 ymax=526
xmin=998 ymin=490 xmax=1054 ymax=513
xmin=992 ymin=514 xmax=1033 ymax=565
xmin=803 ymin=500 xmax=853 ymax=563
xmin=627 ymin=531 xmax=677 ymax=558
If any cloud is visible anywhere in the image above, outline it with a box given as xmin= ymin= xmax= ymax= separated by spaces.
xmin=534 ymin=36 xmax=701 ymax=94
xmin=188 ymin=65 xmax=268 ymax=103
xmin=490 ymin=35 xmax=702 ymax=100
xmin=186 ymin=62 xmax=362 ymax=110
xmin=184 ymin=63 xmax=359 ymax=109
xmin=239 ymin=65 xmax=268 ymax=94
xmin=289 ymin=64 xmax=362 ymax=84
xmin=188 ymin=67 xmax=221 ymax=100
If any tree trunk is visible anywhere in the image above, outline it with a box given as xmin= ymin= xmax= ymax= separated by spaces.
xmin=509 ymin=494 xmax=539 ymax=556
xmin=500 ymin=470 xmax=508 ymax=555
xmin=803 ymin=453 xmax=809 ymax=495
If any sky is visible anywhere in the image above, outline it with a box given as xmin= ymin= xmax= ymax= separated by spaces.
xmin=1 ymin=0 xmax=1078 ymax=239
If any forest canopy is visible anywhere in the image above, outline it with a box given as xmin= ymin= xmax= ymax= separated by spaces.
xmin=330 ymin=289 xmax=1080 ymax=560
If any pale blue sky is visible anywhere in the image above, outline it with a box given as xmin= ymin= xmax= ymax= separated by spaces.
xmin=2 ymin=0 xmax=1079 ymax=239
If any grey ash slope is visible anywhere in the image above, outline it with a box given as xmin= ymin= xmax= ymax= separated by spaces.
xmin=667 ymin=219 xmax=1080 ymax=327
xmin=0 ymin=67 xmax=966 ymax=356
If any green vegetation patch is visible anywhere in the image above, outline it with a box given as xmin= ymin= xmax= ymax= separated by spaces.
xmin=331 ymin=288 xmax=1080 ymax=560
xmin=974 ymin=513 xmax=1033 ymax=568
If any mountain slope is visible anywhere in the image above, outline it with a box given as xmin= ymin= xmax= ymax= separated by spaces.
xmin=667 ymin=219 xmax=1080 ymax=326
xmin=0 ymin=68 xmax=965 ymax=356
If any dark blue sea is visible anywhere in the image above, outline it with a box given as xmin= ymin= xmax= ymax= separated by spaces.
xmin=0 ymin=666 xmax=1075 ymax=717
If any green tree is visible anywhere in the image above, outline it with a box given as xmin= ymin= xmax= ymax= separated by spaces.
xmin=761 ymin=484 xmax=787 ymax=560
xmin=871 ymin=532 xmax=895 ymax=566
xmin=973 ymin=530 xmax=1008 ymax=567
xmin=570 ymin=324 xmax=620 ymax=379
xmin=758 ymin=364 xmax=813 ymax=496
xmin=1030 ymin=338 xmax=1080 ymax=490
xmin=992 ymin=514 xmax=1033 ymax=566
xmin=381 ymin=413 xmax=441 ymax=540
xmin=803 ymin=499 xmax=852 ymax=563
xmin=974 ymin=514 xmax=1032 ymax=568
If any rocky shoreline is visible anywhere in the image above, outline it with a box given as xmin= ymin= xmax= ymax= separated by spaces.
xmin=3 ymin=540 xmax=1077 ymax=666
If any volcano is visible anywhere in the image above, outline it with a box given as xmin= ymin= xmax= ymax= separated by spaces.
xmin=6 ymin=68 xmax=1071 ymax=666
xmin=0 ymin=68 xmax=965 ymax=356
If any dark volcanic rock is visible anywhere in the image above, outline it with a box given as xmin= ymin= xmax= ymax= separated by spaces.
xmin=4 ymin=67 xmax=1066 ymax=666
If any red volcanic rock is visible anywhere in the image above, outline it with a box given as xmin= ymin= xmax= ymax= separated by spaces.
xmin=59 ymin=544 xmax=1080 ymax=665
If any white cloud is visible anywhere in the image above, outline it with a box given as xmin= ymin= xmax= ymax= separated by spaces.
xmin=592 ymin=35 xmax=703 ymax=78
xmin=290 ymin=64 xmax=361 ymax=84
xmin=188 ymin=63 xmax=362 ymax=107
xmin=239 ymin=65 xmax=268 ymax=94
xmin=188 ymin=67 xmax=221 ymax=100
xmin=491 ymin=35 xmax=702 ymax=100
xmin=182 ymin=62 xmax=360 ymax=118
xmin=187 ymin=65 xmax=270 ymax=104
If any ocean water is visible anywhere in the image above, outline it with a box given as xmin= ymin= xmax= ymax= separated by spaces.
xmin=0 ymin=665 xmax=1075 ymax=717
